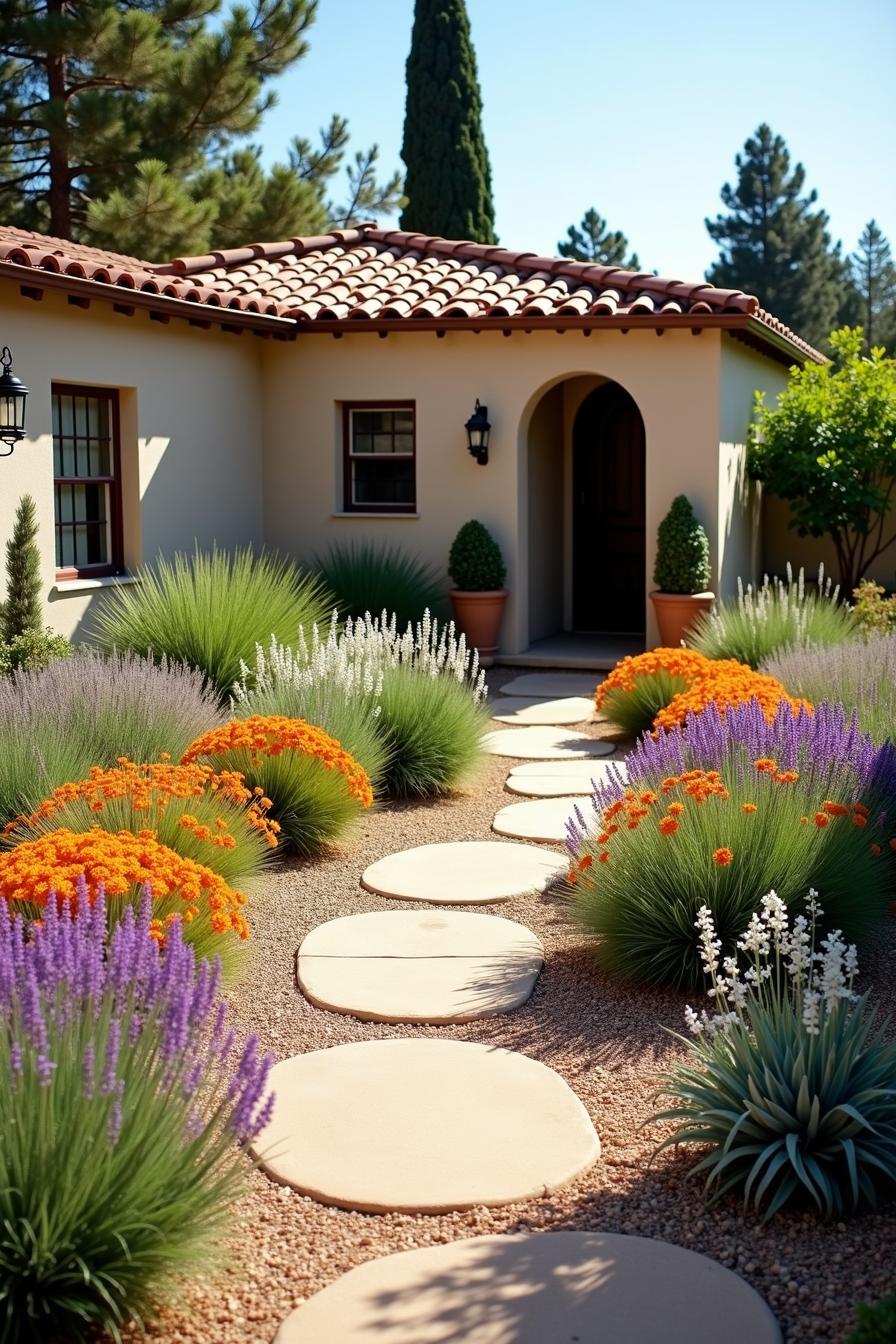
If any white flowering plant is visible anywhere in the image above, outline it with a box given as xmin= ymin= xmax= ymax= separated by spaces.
xmin=653 ymin=890 xmax=896 ymax=1220
xmin=234 ymin=611 xmax=489 ymax=797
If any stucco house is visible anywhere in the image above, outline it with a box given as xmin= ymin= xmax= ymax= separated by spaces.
xmin=0 ymin=222 xmax=825 ymax=659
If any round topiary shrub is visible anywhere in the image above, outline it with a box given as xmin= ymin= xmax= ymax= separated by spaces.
xmin=448 ymin=520 xmax=506 ymax=592
xmin=653 ymin=495 xmax=711 ymax=594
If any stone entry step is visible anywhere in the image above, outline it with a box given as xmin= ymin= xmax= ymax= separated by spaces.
xmin=492 ymin=796 xmax=587 ymax=844
xmin=500 ymin=672 xmax=602 ymax=698
xmin=504 ymin=757 xmax=627 ymax=798
xmin=488 ymin=695 xmax=596 ymax=726
xmin=482 ymin=727 xmax=616 ymax=761
xmin=256 ymin=1040 xmax=600 ymax=1214
xmin=360 ymin=841 xmax=567 ymax=905
xmin=296 ymin=910 xmax=543 ymax=1023
xmin=274 ymin=1231 xmax=781 ymax=1343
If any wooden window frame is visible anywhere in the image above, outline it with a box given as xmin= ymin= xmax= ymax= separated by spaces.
xmin=52 ymin=383 xmax=124 ymax=580
xmin=342 ymin=400 xmax=416 ymax=514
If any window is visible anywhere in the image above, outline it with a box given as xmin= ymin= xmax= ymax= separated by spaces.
xmin=343 ymin=402 xmax=415 ymax=512
xmin=52 ymin=385 xmax=123 ymax=577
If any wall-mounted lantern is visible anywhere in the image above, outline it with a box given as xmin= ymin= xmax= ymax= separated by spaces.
xmin=465 ymin=398 xmax=491 ymax=466
xmin=0 ymin=347 xmax=28 ymax=457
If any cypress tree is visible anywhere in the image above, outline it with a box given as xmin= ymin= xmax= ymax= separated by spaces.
xmin=0 ymin=1 xmax=402 ymax=256
xmin=400 ymin=0 xmax=496 ymax=243
xmin=558 ymin=207 xmax=639 ymax=268
xmin=706 ymin=124 xmax=847 ymax=350
xmin=846 ymin=221 xmax=896 ymax=351
xmin=2 ymin=495 xmax=42 ymax=645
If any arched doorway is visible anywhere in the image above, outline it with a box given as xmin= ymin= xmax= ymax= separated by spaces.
xmin=572 ymin=383 xmax=645 ymax=634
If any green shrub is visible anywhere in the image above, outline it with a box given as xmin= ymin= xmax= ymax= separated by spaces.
xmin=378 ymin=663 xmax=489 ymax=796
xmin=852 ymin=579 xmax=896 ymax=636
xmin=448 ymin=520 xmax=506 ymax=591
xmin=849 ymin=1296 xmax=896 ymax=1343
xmin=314 ymin=540 xmax=444 ymax=626
xmin=763 ymin=633 xmax=896 ymax=746
xmin=689 ymin=564 xmax=857 ymax=667
xmin=91 ymin=546 xmax=331 ymax=698
xmin=0 ymin=650 xmax=223 ymax=826
xmin=1 ymin=494 xmax=42 ymax=645
xmin=655 ymin=893 xmax=896 ymax=1220
xmin=598 ymin=669 xmax=690 ymax=738
xmin=653 ymin=494 xmax=711 ymax=593
xmin=0 ymin=626 xmax=71 ymax=676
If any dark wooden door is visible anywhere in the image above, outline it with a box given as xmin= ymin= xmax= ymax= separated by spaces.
xmin=573 ymin=383 xmax=645 ymax=633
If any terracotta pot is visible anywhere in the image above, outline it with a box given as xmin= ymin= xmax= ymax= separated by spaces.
xmin=649 ymin=590 xmax=715 ymax=647
xmin=449 ymin=590 xmax=508 ymax=668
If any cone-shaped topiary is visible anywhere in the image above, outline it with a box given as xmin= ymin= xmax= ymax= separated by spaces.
xmin=448 ymin=520 xmax=506 ymax=592
xmin=653 ymin=495 xmax=711 ymax=594
xmin=2 ymin=494 xmax=42 ymax=645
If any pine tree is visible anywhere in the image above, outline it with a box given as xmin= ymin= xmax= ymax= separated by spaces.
xmin=846 ymin=221 xmax=896 ymax=351
xmin=400 ymin=0 xmax=496 ymax=243
xmin=0 ymin=1 xmax=403 ymax=256
xmin=2 ymin=495 xmax=42 ymax=645
xmin=558 ymin=208 xmax=639 ymax=268
xmin=705 ymin=125 xmax=847 ymax=349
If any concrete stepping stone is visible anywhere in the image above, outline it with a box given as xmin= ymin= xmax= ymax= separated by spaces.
xmin=505 ymin=758 xmax=628 ymax=798
xmin=482 ymin=726 xmax=615 ymax=760
xmin=493 ymin=796 xmax=588 ymax=844
xmin=501 ymin=672 xmax=601 ymax=698
xmin=488 ymin=695 xmax=595 ymax=725
xmin=256 ymin=1040 xmax=600 ymax=1214
xmin=361 ymin=841 xmax=567 ymax=905
xmin=296 ymin=910 xmax=544 ymax=1023
xmin=274 ymin=1231 xmax=781 ymax=1343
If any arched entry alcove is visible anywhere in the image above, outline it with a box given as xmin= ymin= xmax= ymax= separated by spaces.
xmin=524 ymin=375 xmax=646 ymax=646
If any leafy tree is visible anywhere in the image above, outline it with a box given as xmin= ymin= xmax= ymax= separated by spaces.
xmin=2 ymin=495 xmax=42 ymax=645
xmin=0 ymin=0 xmax=402 ymax=257
xmin=748 ymin=327 xmax=896 ymax=591
xmin=706 ymin=125 xmax=847 ymax=350
xmin=845 ymin=221 xmax=896 ymax=352
xmin=558 ymin=207 xmax=638 ymax=268
xmin=400 ymin=0 xmax=496 ymax=243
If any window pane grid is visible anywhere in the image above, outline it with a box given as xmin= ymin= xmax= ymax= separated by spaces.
xmin=52 ymin=389 xmax=119 ymax=571
xmin=346 ymin=405 xmax=415 ymax=510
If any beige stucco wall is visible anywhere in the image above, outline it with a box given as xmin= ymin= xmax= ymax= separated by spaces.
xmin=0 ymin=288 xmax=264 ymax=639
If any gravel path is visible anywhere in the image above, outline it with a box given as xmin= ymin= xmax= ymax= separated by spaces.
xmin=139 ymin=671 xmax=895 ymax=1344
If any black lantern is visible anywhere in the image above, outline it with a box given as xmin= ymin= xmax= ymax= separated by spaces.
xmin=465 ymin=398 xmax=491 ymax=466
xmin=0 ymin=347 xmax=28 ymax=457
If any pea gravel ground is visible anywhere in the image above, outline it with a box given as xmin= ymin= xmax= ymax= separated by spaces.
xmin=137 ymin=671 xmax=895 ymax=1344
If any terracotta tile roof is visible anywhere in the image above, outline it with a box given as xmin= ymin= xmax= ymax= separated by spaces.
xmin=0 ymin=222 xmax=824 ymax=362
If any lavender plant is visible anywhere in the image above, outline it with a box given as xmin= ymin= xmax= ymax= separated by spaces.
xmin=689 ymin=564 xmax=857 ymax=668
xmin=654 ymin=892 xmax=896 ymax=1220
xmin=0 ymin=886 xmax=273 ymax=1342
xmin=764 ymin=633 xmax=896 ymax=746
xmin=0 ymin=649 xmax=224 ymax=825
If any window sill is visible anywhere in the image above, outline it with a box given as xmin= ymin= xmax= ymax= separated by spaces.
xmin=330 ymin=512 xmax=420 ymax=519
xmin=52 ymin=573 xmax=139 ymax=594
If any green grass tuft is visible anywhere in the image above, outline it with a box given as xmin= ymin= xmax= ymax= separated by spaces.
xmin=313 ymin=540 xmax=445 ymax=626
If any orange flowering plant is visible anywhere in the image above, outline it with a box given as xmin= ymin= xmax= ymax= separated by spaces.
xmin=595 ymin=648 xmax=809 ymax=738
xmin=566 ymin=752 xmax=889 ymax=990
xmin=2 ymin=758 xmax=279 ymax=889
xmin=0 ymin=828 xmax=249 ymax=974
xmin=182 ymin=715 xmax=373 ymax=855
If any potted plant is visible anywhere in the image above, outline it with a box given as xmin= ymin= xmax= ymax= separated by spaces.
xmin=448 ymin=520 xmax=507 ymax=668
xmin=650 ymin=495 xmax=714 ymax=646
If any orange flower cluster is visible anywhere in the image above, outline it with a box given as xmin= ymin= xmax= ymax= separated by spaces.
xmin=182 ymin=716 xmax=373 ymax=809
xmin=0 ymin=827 xmax=249 ymax=943
xmin=595 ymin=647 xmax=810 ymax=732
xmin=4 ymin=758 xmax=280 ymax=849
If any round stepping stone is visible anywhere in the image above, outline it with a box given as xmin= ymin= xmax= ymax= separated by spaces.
xmin=482 ymin=726 xmax=615 ymax=760
xmin=501 ymin=671 xmax=602 ymax=698
xmin=274 ymin=1231 xmax=781 ymax=1343
xmin=489 ymin=695 xmax=595 ymax=725
xmin=361 ymin=841 xmax=567 ymax=905
xmin=256 ymin=1040 xmax=600 ymax=1214
xmin=296 ymin=910 xmax=544 ymax=1023
xmin=505 ymin=758 xmax=628 ymax=798
xmin=493 ymin=796 xmax=588 ymax=844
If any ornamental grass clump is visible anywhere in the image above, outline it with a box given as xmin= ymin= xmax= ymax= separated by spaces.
xmin=0 ymin=829 xmax=250 ymax=975
xmin=91 ymin=546 xmax=332 ymax=698
xmin=0 ymin=890 xmax=273 ymax=1342
xmin=0 ymin=650 xmax=223 ymax=826
xmin=183 ymin=715 xmax=373 ymax=855
xmin=654 ymin=892 xmax=896 ymax=1221
xmin=764 ymin=633 xmax=896 ymax=747
xmin=566 ymin=700 xmax=894 ymax=989
xmin=314 ymin=540 xmax=445 ymax=626
xmin=689 ymin=563 xmax=857 ymax=668
xmin=3 ymin=758 xmax=280 ymax=888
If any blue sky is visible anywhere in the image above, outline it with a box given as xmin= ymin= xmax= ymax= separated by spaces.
xmin=260 ymin=0 xmax=896 ymax=282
